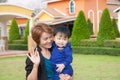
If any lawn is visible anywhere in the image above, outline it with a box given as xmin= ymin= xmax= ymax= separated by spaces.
xmin=0 ymin=54 xmax=120 ymax=80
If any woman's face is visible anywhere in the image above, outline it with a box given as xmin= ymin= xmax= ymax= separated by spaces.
xmin=39 ymin=32 xmax=53 ymax=49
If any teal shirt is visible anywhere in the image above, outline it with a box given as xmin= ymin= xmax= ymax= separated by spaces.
xmin=44 ymin=57 xmax=55 ymax=80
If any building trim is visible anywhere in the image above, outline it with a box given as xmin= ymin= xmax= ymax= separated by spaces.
xmin=34 ymin=9 xmax=54 ymax=19
xmin=39 ymin=17 xmax=75 ymax=25
xmin=113 ymin=7 xmax=120 ymax=12
xmin=88 ymin=10 xmax=95 ymax=33
xmin=34 ymin=9 xmax=64 ymax=20
xmin=0 ymin=3 xmax=33 ymax=10
xmin=0 ymin=12 xmax=31 ymax=19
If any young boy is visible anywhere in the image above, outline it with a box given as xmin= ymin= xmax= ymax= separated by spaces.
xmin=50 ymin=26 xmax=73 ymax=80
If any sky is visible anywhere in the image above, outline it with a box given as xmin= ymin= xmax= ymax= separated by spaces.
xmin=7 ymin=0 xmax=42 ymax=9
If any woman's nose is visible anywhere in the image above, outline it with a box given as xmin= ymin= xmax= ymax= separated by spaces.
xmin=48 ymin=38 xmax=52 ymax=42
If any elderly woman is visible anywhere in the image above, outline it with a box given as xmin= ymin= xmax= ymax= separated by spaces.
xmin=25 ymin=23 xmax=72 ymax=80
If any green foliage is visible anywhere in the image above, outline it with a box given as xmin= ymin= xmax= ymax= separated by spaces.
xmin=104 ymin=40 xmax=120 ymax=48
xmin=8 ymin=44 xmax=27 ymax=50
xmin=97 ymin=8 xmax=115 ymax=46
xmin=79 ymin=39 xmax=120 ymax=48
xmin=0 ymin=0 xmax=7 ymax=3
xmin=72 ymin=46 xmax=120 ymax=56
xmin=80 ymin=39 xmax=97 ymax=47
xmin=9 ymin=18 xmax=21 ymax=42
xmin=24 ymin=20 xmax=29 ymax=44
xmin=87 ymin=19 xmax=93 ymax=35
xmin=8 ymin=39 xmax=28 ymax=50
xmin=112 ymin=18 xmax=120 ymax=37
xmin=71 ymin=10 xmax=90 ymax=46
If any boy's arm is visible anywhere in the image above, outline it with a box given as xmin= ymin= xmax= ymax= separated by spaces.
xmin=63 ymin=45 xmax=73 ymax=66
xmin=56 ymin=46 xmax=72 ymax=73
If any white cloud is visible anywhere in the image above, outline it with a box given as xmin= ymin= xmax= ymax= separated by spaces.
xmin=6 ymin=0 xmax=53 ymax=10
xmin=7 ymin=0 xmax=39 ymax=9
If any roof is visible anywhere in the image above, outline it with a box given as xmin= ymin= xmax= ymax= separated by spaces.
xmin=107 ymin=0 xmax=120 ymax=19
xmin=34 ymin=8 xmax=65 ymax=19
xmin=107 ymin=4 xmax=119 ymax=18
xmin=37 ymin=16 xmax=75 ymax=25
xmin=46 ymin=0 xmax=61 ymax=3
xmin=114 ymin=7 xmax=120 ymax=12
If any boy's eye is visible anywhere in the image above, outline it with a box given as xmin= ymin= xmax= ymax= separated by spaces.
xmin=64 ymin=38 xmax=66 ymax=40
xmin=57 ymin=38 xmax=61 ymax=40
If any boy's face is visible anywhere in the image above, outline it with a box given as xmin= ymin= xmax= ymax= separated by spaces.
xmin=54 ymin=32 xmax=68 ymax=48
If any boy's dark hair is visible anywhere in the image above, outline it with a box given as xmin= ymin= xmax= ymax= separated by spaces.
xmin=53 ymin=26 xmax=70 ymax=38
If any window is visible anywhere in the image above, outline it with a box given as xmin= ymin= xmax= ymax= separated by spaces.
xmin=69 ymin=0 xmax=75 ymax=14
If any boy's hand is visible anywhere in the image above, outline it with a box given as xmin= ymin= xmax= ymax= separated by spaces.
xmin=56 ymin=64 xmax=65 ymax=73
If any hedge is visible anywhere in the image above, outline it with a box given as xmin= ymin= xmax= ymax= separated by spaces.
xmin=79 ymin=39 xmax=120 ymax=48
xmin=8 ymin=44 xmax=28 ymax=50
xmin=72 ymin=46 xmax=120 ymax=56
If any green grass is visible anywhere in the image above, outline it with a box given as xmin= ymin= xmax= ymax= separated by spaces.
xmin=0 ymin=56 xmax=26 ymax=80
xmin=72 ymin=54 xmax=120 ymax=80
xmin=0 ymin=54 xmax=120 ymax=80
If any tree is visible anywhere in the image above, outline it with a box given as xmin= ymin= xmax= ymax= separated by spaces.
xmin=97 ymin=8 xmax=115 ymax=46
xmin=71 ymin=10 xmax=90 ymax=46
xmin=9 ymin=18 xmax=21 ymax=42
xmin=0 ymin=0 xmax=7 ymax=3
xmin=87 ymin=19 xmax=93 ymax=35
xmin=24 ymin=20 xmax=29 ymax=44
xmin=112 ymin=18 xmax=120 ymax=38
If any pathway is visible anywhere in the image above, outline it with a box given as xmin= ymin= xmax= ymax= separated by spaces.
xmin=0 ymin=50 xmax=28 ymax=57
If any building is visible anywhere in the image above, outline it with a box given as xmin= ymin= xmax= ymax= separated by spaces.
xmin=1 ymin=0 xmax=120 ymax=51
xmin=35 ymin=0 xmax=106 ymax=35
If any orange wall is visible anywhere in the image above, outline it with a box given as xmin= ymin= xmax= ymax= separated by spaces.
xmin=47 ymin=0 xmax=107 ymax=35
xmin=48 ymin=0 xmax=86 ymax=17
xmin=84 ymin=0 xmax=107 ymax=34
xmin=48 ymin=0 xmax=71 ymax=17
xmin=16 ymin=18 xmax=28 ymax=24
xmin=75 ymin=0 xmax=85 ymax=16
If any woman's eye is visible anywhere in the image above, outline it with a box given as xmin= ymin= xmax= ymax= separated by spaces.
xmin=49 ymin=36 xmax=52 ymax=39
xmin=44 ymin=38 xmax=47 ymax=41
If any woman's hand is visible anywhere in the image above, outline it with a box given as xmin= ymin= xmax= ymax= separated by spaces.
xmin=59 ymin=74 xmax=72 ymax=80
xmin=27 ymin=48 xmax=40 ymax=66
xmin=56 ymin=64 xmax=65 ymax=73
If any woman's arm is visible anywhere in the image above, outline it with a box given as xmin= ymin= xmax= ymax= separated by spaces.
xmin=27 ymin=64 xmax=39 ymax=80
xmin=26 ymin=48 xmax=40 ymax=80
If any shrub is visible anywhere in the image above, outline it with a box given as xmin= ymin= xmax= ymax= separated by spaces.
xmin=72 ymin=46 xmax=120 ymax=56
xmin=97 ymin=8 xmax=115 ymax=46
xmin=71 ymin=10 xmax=90 ymax=46
xmin=8 ymin=44 xmax=27 ymax=50
xmin=79 ymin=39 xmax=97 ymax=47
xmin=9 ymin=18 xmax=20 ymax=42
xmin=24 ymin=20 xmax=29 ymax=44
xmin=87 ymin=19 xmax=93 ymax=35
xmin=104 ymin=40 xmax=120 ymax=48
xmin=112 ymin=18 xmax=120 ymax=38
